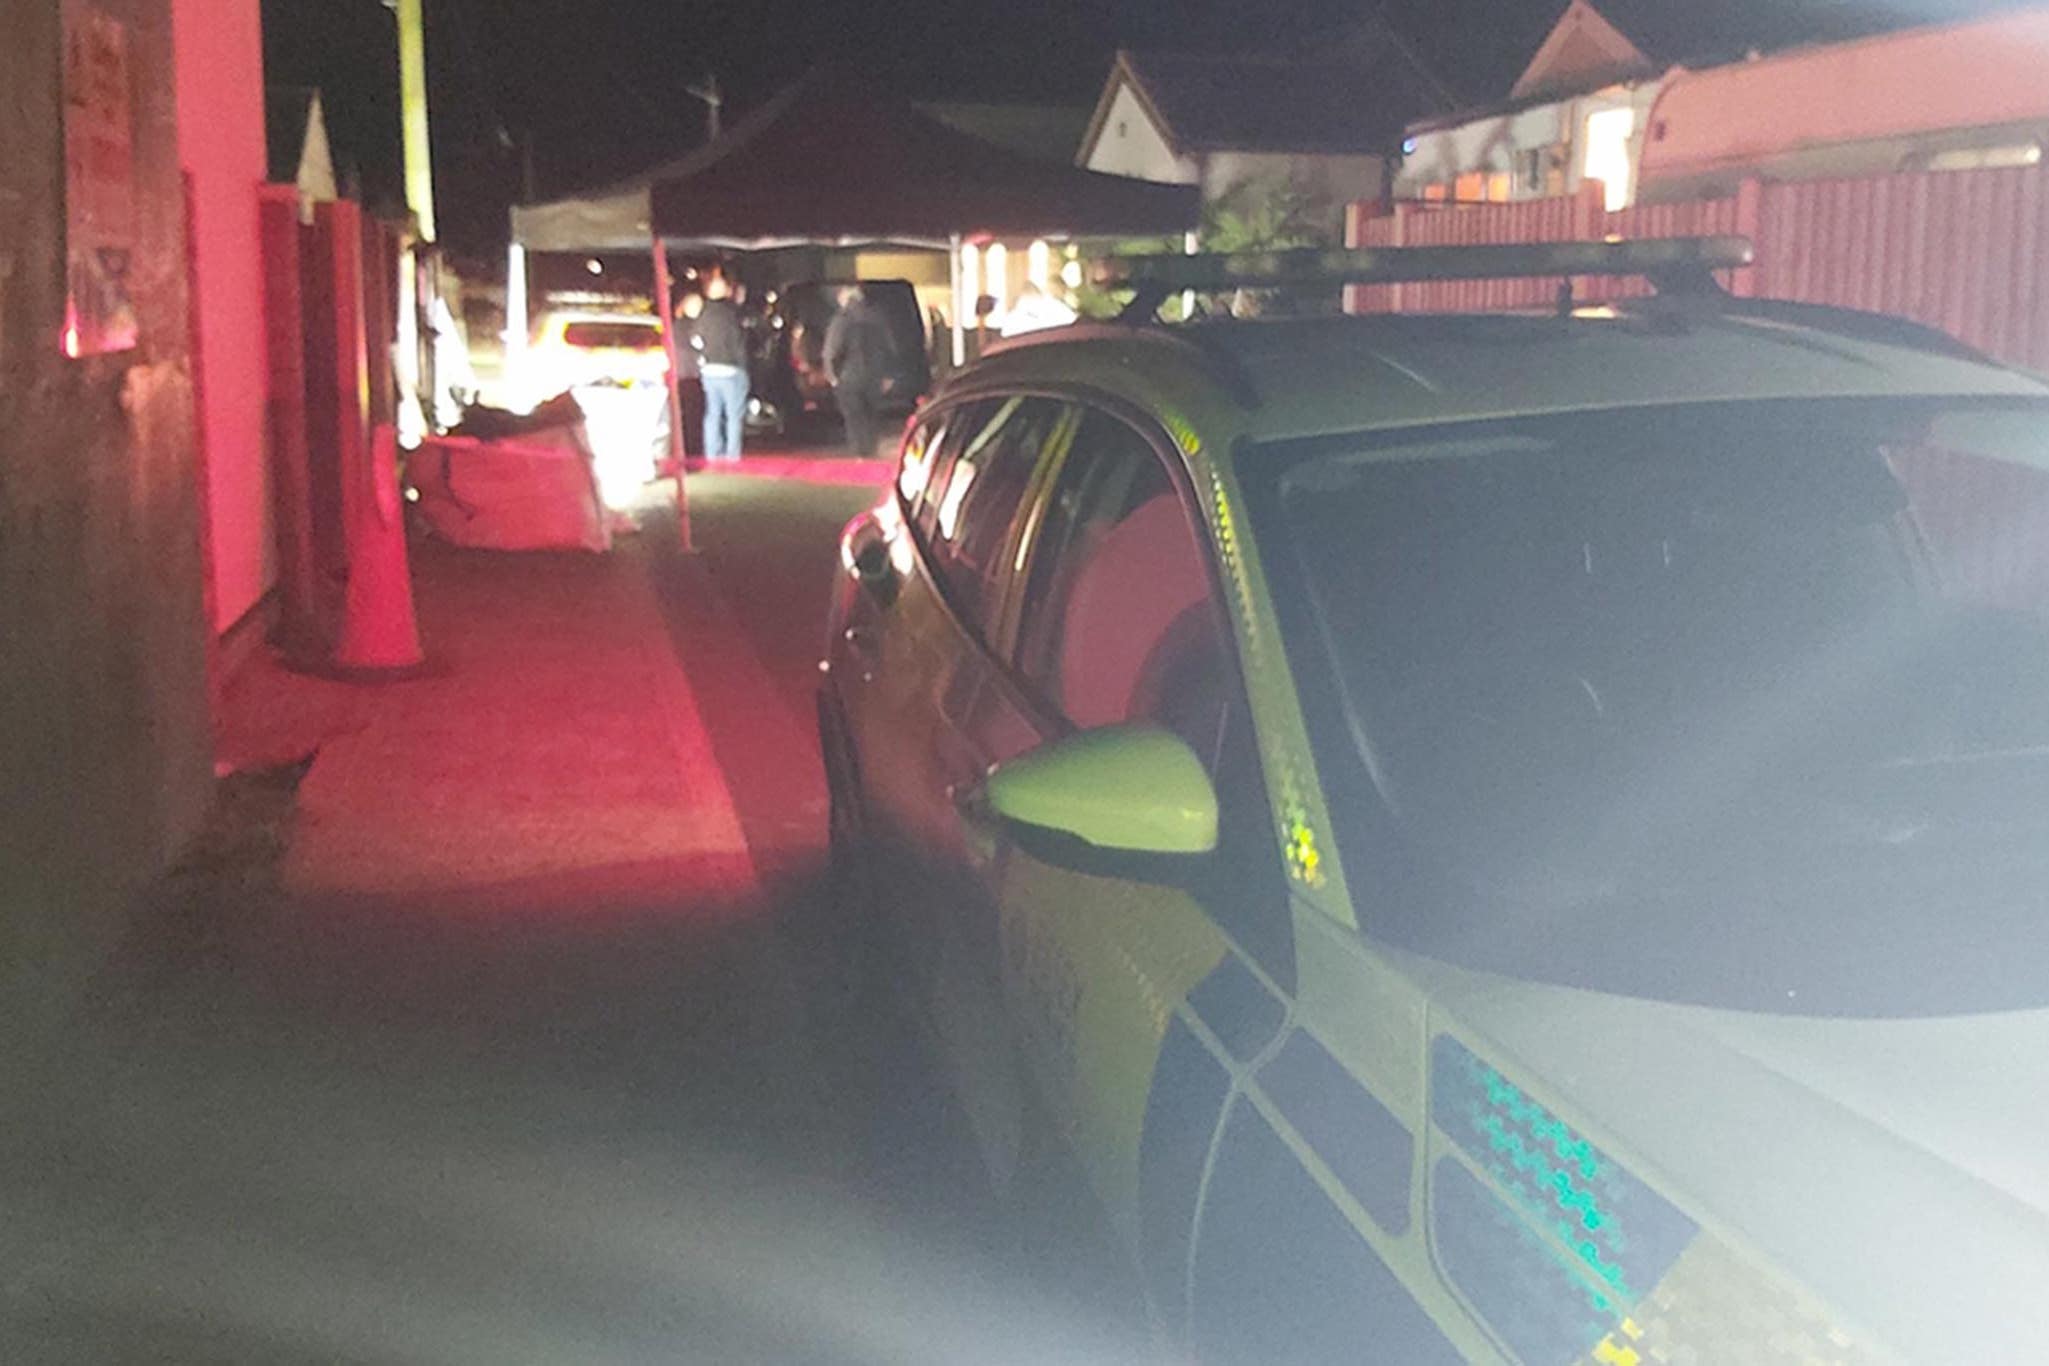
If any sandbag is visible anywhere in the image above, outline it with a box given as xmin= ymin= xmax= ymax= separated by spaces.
xmin=407 ymin=424 xmax=611 ymax=552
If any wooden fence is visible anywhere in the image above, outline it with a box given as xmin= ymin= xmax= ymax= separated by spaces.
xmin=1348 ymin=163 xmax=2049 ymax=375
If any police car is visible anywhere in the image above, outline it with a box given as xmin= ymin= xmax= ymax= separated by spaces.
xmin=817 ymin=239 xmax=2049 ymax=1364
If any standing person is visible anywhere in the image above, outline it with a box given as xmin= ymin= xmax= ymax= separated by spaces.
xmin=689 ymin=272 xmax=750 ymax=462
xmin=823 ymin=284 xmax=898 ymax=458
xmin=671 ymin=290 xmax=706 ymax=464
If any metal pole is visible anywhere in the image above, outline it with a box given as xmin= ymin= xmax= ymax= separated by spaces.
xmin=504 ymin=242 xmax=528 ymax=405
xmin=651 ymin=232 xmax=693 ymax=551
xmin=948 ymin=233 xmax=966 ymax=368
xmin=397 ymin=0 xmax=436 ymax=243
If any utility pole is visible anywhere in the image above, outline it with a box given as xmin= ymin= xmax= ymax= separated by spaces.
xmin=685 ymin=73 xmax=722 ymax=142
xmin=396 ymin=0 xmax=436 ymax=241
xmin=383 ymin=0 xmax=437 ymax=441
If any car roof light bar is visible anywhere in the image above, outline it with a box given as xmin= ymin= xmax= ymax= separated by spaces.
xmin=1094 ymin=236 xmax=1755 ymax=319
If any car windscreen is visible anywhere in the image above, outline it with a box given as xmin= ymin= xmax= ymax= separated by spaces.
xmin=560 ymin=321 xmax=661 ymax=350
xmin=1246 ymin=397 xmax=2049 ymax=1015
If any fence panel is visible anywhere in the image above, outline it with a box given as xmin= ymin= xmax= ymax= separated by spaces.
xmin=1751 ymin=167 xmax=2049 ymax=371
xmin=1348 ymin=163 xmax=2049 ymax=374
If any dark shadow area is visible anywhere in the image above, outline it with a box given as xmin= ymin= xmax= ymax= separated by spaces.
xmin=5 ymin=478 xmax=1151 ymax=1363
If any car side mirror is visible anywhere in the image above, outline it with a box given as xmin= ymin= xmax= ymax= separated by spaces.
xmin=985 ymin=725 xmax=1218 ymax=881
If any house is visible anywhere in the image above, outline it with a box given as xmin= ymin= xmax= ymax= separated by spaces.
xmin=1077 ymin=41 xmax=1456 ymax=239
xmin=1638 ymin=7 xmax=2049 ymax=204
xmin=1392 ymin=0 xmax=1664 ymax=211
xmin=880 ymin=103 xmax=1095 ymax=328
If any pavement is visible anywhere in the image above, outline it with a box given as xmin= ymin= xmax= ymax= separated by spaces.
xmin=1 ymin=466 xmax=1152 ymax=1365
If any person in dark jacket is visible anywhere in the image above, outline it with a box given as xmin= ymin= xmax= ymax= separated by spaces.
xmin=823 ymin=284 xmax=899 ymax=458
xmin=688 ymin=273 xmax=750 ymax=461
xmin=670 ymin=290 xmax=706 ymax=462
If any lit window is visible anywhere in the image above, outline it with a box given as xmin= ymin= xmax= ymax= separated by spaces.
xmin=1027 ymin=240 xmax=1051 ymax=291
xmin=1926 ymin=143 xmax=2044 ymax=173
xmin=1454 ymin=172 xmax=1486 ymax=203
xmin=960 ymin=242 xmax=981 ymax=314
xmin=1422 ymin=183 xmax=1449 ymax=203
xmin=1582 ymin=106 xmax=1637 ymax=212
xmin=985 ymin=243 xmax=1009 ymax=321
xmin=1060 ymin=258 xmax=1084 ymax=289
xmin=1486 ymin=172 xmax=1512 ymax=203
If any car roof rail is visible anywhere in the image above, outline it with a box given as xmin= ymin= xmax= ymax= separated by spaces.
xmin=1094 ymin=237 xmax=1754 ymax=322
xmin=1706 ymin=296 xmax=1992 ymax=364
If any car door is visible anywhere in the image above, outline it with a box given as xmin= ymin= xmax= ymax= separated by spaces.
xmin=838 ymin=403 xmax=980 ymax=991
xmin=972 ymin=405 xmax=1300 ymax=1302
xmin=877 ymin=394 xmax=1078 ymax=1172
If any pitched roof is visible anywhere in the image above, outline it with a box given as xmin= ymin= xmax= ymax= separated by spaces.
xmin=1527 ymin=0 xmax=1927 ymax=83
xmin=1511 ymin=0 xmax=1658 ymax=99
xmin=1091 ymin=44 xmax=1457 ymax=160
xmin=1379 ymin=0 xmax=1994 ymax=106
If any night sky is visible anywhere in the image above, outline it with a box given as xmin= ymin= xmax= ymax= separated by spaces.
xmin=260 ymin=0 xmax=2029 ymax=259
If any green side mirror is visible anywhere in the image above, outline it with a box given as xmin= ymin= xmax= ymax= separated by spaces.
xmin=986 ymin=725 xmax=1219 ymax=871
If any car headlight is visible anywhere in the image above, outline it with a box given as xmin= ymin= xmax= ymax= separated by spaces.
xmin=1429 ymin=1035 xmax=1872 ymax=1366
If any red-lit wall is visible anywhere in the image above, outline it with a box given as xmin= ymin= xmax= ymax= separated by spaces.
xmin=1 ymin=0 xmax=214 ymax=1010
xmin=172 ymin=0 xmax=273 ymax=633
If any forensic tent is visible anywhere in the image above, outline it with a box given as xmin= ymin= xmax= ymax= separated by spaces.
xmin=510 ymin=64 xmax=1200 ymax=253
xmin=509 ymin=65 xmax=1195 ymax=543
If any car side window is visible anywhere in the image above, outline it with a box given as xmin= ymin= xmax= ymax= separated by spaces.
xmin=1013 ymin=407 xmax=1294 ymax=984
xmin=924 ymin=396 xmax=1070 ymax=638
xmin=903 ymin=401 xmax=990 ymax=539
xmin=1013 ymin=409 xmax=1227 ymax=765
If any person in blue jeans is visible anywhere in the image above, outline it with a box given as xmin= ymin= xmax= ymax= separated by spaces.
xmin=685 ymin=273 xmax=750 ymax=461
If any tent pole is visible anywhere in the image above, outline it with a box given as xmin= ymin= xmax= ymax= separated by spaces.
xmin=505 ymin=242 xmax=527 ymax=404
xmin=651 ymin=232 xmax=693 ymax=551
xmin=948 ymin=233 xmax=966 ymax=369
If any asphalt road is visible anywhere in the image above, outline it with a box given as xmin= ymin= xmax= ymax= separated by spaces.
xmin=0 ymin=474 xmax=1152 ymax=1365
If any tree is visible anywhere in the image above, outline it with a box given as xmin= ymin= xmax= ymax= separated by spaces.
xmin=1198 ymin=170 xmax=1341 ymax=317
xmin=1070 ymin=169 xmax=1345 ymax=321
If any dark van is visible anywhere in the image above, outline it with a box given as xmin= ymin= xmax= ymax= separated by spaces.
xmin=753 ymin=279 xmax=932 ymax=438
